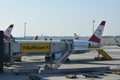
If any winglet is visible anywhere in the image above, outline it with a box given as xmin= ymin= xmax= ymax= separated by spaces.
xmin=89 ymin=21 xmax=106 ymax=43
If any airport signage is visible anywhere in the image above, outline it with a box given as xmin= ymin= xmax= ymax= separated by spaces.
xmin=21 ymin=43 xmax=50 ymax=53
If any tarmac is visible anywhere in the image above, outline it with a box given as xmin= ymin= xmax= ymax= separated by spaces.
xmin=1 ymin=45 xmax=120 ymax=80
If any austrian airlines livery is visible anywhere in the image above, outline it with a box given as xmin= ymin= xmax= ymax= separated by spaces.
xmin=73 ymin=21 xmax=106 ymax=52
xmin=4 ymin=24 xmax=14 ymax=40
xmin=89 ymin=21 xmax=105 ymax=43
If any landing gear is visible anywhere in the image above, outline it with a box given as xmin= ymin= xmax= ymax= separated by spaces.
xmin=45 ymin=54 xmax=55 ymax=62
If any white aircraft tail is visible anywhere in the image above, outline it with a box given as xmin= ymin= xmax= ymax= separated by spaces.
xmin=4 ymin=24 xmax=14 ymax=40
xmin=74 ymin=33 xmax=79 ymax=40
xmin=89 ymin=21 xmax=106 ymax=43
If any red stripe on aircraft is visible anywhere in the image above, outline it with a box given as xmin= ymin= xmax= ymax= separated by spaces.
xmin=89 ymin=35 xmax=100 ymax=43
xmin=9 ymin=24 xmax=14 ymax=28
xmin=100 ymin=21 xmax=105 ymax=26
xmin=4 ymin=35 xmax=10 ymax=40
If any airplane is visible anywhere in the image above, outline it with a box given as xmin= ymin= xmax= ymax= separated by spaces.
xmin=73 ymin=21 xmax=106 ymax=53
xmin=3 ymin=24 xmax=14 ymax=40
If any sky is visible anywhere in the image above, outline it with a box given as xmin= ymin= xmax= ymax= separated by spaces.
xmin=0 ymin=0 xmax=120 ymax=37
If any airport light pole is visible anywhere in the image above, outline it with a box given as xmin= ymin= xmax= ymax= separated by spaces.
xmin=93 ymin=20 xmax=95 ymax=34
xmin=24 ymin=22 xmax=27 ymax=39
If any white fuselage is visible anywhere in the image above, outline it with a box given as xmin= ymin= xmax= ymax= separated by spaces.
xmin=73 ymin=40 xmax=100 ymax=53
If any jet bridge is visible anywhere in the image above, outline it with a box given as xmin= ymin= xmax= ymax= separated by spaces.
xmin=3 ymin=40 xmax=70 ymax=64
xmin=2 ymin=31 xmax=73 ymax=72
